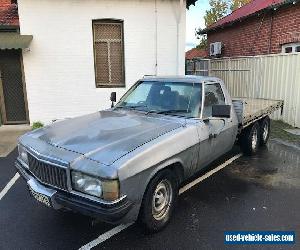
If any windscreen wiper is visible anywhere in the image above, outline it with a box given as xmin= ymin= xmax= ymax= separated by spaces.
xmin=156 ymin=109 xmax=189 ymax=114
xmin=115 ymin=105 xmax=148 ymax=110
xmin=145 ymin=109 xmax=190 ymax=117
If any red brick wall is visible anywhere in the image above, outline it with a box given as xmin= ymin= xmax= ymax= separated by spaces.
xmin=0 ymin=0 xmax=18 ymax=26
xmin=0 ymin=0 xmax=12 ymax=5
xmin=207 ymin=3 xmax=300 ymax=57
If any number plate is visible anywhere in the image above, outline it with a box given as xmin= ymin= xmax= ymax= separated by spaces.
xmin=28 ymin=185 xmax=52 ymax=207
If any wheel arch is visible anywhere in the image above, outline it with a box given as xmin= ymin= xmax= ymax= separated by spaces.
xmin=147 ymin=160 xmax=185 ymax=188
xmin=139 ymin=160 xmax=184 ymax=207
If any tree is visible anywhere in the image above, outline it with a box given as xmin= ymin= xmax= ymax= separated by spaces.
xmin=196 ymin=34 xmax=207 ymax=50
xmin=195 ymin=0 xmax=227 ymax=50
xmin=230 ymin=0 xmax=251 ymax=11
xmin=194 ymin=0 xmax=250 ymax=49
xmin=204 ymin=0 xmax=228 ymax=27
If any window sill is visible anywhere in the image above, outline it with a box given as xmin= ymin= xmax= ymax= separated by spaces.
xmin=96 ymin=84 xmax=126 ymax=88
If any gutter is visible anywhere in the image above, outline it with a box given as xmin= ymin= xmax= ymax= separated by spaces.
xmin=200 ymin=0 xmax=299 ymax=34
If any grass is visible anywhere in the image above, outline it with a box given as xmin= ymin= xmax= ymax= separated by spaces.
xmin=32 ymin=121 xmax=44 ymax=130
xmin=270 ymin=120 xmax=300 ymax=144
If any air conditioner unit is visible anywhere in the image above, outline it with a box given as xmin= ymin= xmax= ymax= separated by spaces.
xmin=210 ymin=42 xmax=222 ymax=56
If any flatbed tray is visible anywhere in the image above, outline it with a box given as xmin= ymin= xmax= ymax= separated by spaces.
xmin=232 ymin=98 xmax=284 ymax=129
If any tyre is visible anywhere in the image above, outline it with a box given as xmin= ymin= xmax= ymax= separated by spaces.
xmin=259 ymin=116 xmax=270 ymax=146
xmin=239 ymin=122 xmax=260 ymax=155
xmin=138 ymin=169 xmax=178 ymax=233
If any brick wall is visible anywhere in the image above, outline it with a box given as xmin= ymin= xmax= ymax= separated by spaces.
xmin=0 ymin=0 xmax=12 ymax=4
xmin=207 ymin=3 xmax=300 ymax=57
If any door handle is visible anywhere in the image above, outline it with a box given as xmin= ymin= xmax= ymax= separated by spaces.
xmin=209 ymin=133 xmax=217 ymax=139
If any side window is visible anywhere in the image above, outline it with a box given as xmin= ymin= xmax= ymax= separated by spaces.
xmin=282 ymin=43 xmax=300 ymax=53
xmin=203 ymin=83 xmax=225 ymax=118
xmin=285 ymin=47 xmax=292 ymax=53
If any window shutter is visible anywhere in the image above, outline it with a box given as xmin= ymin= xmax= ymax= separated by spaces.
xmin=93 ymin=21 xmax=125 ymax=87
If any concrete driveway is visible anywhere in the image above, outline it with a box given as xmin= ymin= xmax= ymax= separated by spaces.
xmin=0 ymin=139 xmax=299 ymax=250
xmin=0 ymin=125 xmax=31 ymax=157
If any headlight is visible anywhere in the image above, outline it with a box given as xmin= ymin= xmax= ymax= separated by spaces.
xmin=18 ymin=144 xmax=28 ymax=165
xmin=71 ymin=171 xmax=119 ymax=201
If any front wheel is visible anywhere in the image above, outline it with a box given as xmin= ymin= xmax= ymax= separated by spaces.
xmin=138 ymin=169 xmax=178 ymax=233
xmin=239 ymin=122 xmax=260 ymax=155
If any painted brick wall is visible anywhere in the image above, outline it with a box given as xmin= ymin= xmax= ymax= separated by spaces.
xmin=18 ymin=0 xmax=186 ymax=124
xmin=207 ymin=3 xmax=300 ymax=57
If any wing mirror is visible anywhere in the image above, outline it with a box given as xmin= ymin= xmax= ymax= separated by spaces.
xmin=110 ymin=92 xmax=116 ymax=108
xmin=211 ymin=104 xmax=231 ymax=118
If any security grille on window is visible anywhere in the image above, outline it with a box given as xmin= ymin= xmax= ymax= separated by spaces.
xmin=93 ymin=20 xmax=125 ymax=87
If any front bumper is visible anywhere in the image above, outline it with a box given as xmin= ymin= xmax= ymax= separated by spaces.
xmin=15 ymin=160 xmax=133 ymax=224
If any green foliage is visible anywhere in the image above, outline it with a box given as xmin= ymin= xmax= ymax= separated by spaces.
xmin=270 ymin=120 xmax=300 ymax=143
xmin=196 ymin=34 xmax=207 ymax=50
xmin=204 ymin=0 xmax=228 ymax=27
xmin=229 ymin=0 xmax=251 ymax=11
xmin=203 ymin=0 xmax=251 ymax=28
xmin=32 ymin=121 xmax=44 ymax=130
xmin=194 ymin=0 xmax=251 ymax=49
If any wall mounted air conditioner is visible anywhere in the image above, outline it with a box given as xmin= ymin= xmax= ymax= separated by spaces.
xmin=210 ymin=42 xmax=222 ymax=56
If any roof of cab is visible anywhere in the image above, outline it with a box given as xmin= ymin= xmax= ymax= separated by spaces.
xmin=141 ymin=75 xmax=221 ymax=83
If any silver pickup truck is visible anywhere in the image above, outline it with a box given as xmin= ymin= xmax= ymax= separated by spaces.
xmin=16 ymin=76 xmax=283 ymax=232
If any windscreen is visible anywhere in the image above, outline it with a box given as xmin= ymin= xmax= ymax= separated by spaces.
xmin=116 ymin=81 xmax=202 ymax=118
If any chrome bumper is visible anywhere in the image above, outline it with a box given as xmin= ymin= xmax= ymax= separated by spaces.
xmin=15 ymin=160 xmax=133 ymax=224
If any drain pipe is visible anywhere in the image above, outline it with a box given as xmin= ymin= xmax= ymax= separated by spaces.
xmin=176 ymin=0 xmax=184 ymax=75
xmin=154 ymin=0 xmax=158 ymax=75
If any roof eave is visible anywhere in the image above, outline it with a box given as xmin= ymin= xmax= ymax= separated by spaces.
xmin=187 ymin=0 xmax=198 ymax=9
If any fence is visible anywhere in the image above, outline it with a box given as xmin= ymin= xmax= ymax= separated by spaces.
xmin=185 ymin=59 xmax=210 ymax=76
xmin=186 ymin=54 xmax=300 ymax=127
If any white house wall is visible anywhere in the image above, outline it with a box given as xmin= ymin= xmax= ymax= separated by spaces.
xmin=18 ymin=0 xmax=186 ymax=124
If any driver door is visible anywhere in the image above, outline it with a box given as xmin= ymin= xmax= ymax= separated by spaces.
xmin=197 ymin=81 xmax=234 ymax=168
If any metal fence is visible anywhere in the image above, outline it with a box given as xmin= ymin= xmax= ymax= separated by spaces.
xmin=186 ymin=54 xmax=300 ymax=127
xmin=185 ymin=59 xmax=210 ymax=76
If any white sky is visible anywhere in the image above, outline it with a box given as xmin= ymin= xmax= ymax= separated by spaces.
xmin=185 ymin=0 xmax=210 ymax=51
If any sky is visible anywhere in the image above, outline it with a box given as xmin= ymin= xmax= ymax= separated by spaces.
xmin=185 ymin=0 xmax=210 ymax=51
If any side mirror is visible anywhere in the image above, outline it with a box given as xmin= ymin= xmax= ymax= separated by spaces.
xmin=110 ymin=92 xmax=116 ymax=108
xmin=212 ymin=104 xmax=231 ymax=118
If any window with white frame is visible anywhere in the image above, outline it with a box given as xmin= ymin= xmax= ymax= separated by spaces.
xmin=282 ymin=43 xmax=300 ymax=54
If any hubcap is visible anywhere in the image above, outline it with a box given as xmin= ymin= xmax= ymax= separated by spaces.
xmin=152 ymin=179 xmax=173 ymax=221
xmin=262 ymin=123 xmax=269 ymax=141
xmin=252 ymin=129 xmax=258 ymax=150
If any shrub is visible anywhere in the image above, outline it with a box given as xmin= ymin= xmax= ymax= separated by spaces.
xmin=32 ymin=121 xmax=44 ymax=130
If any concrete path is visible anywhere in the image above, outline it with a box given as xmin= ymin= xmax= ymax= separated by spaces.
xmin=0 ymin=125 xmax=31 ymax=157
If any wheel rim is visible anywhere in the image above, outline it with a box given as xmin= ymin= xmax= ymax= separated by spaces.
xmin=252 ymin=129 xmax=258 ymax=150
xmin=262 ymin=123 xmax=269 ymax=142
xmin=152 ymin=179 xmax=173 ymax=221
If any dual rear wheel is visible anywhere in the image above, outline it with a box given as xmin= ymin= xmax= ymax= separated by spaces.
xmin=239 ymin=116 xmax=270 ymax=155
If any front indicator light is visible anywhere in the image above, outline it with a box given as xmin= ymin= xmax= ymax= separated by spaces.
xmin=102 ymin=180 xmax=120 ymax=201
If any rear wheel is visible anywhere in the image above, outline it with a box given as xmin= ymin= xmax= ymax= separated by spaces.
xmin=239 ymin=122 xmax=260 ymax=155
xmin=138 ymin=169 xmax=178 ymax=233
xmin=259 ymin=116 xmax=270 ymax=146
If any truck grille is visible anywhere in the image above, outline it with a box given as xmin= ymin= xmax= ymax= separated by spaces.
xmin=28 ymin=154 xmax=68 ymax=191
